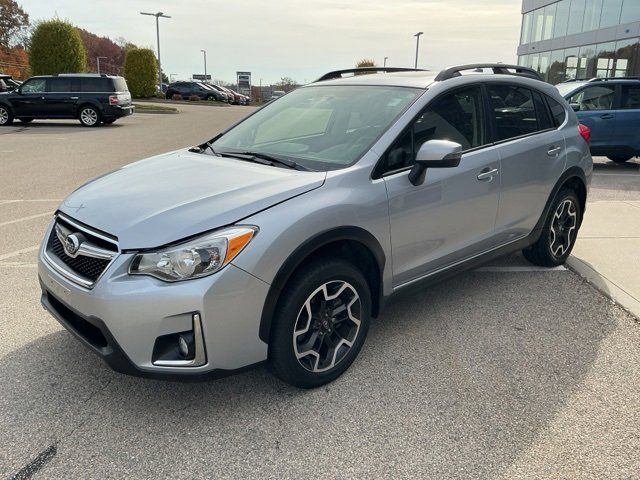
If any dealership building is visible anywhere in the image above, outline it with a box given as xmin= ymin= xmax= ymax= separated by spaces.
xmin=518 ymin=0 xmax=640 ymax=83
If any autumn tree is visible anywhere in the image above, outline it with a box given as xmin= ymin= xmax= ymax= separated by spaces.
xmin=276 ymin=76 xmax=297 ymax=92
xmin=77 ymin=28 xmax=126 ymax=74
xmin=0 ymin=0 xmax=29 ymax=49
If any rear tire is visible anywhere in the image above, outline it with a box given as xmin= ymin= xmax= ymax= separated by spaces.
xmin=523 ymin=188 xmax=582 ymax=267
xmin=607 ymin=154 xmax=633 ymax=163
xmin=0 ymin=105 xmax=13 ymax=126
xmin=78 ymin=105 xmax=101 ymax=127
xmin=268 ymin=259 xmax=371 ymax=389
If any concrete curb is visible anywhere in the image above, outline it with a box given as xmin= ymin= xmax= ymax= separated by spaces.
xmin=566 ymin=256 xmax=640 ymax=321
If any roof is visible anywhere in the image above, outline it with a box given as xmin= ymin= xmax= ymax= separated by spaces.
xmin=308 ymin=71 xmax=438 ymax=89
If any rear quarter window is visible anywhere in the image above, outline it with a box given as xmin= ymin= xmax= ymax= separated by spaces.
xmin=545 ymin=96 xmax=567 ymax=127
xmin=80 ymin=77 xmax=113 ymax=92
xmin=113 ymin=78 xmax=128 ymax=92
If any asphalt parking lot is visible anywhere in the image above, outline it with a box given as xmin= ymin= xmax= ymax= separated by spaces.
xmin=1 ymin=104 xmax=639 ymax=479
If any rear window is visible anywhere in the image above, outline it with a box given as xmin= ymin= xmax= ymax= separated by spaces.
xmin=112 ymin=77 xmax=128 ymax=92
xmin=80 ymin=77 xmax=112 ymax=92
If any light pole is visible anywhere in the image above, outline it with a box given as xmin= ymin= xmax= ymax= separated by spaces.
xmin=414 ymin=31 xmax=423 ymax=69
xmin=201 ymin=50 xmax=207 ymax=83
xmin=259 ymin=78 xmax=263 ymax=103
xmin=96 ymin=56 xmax=107 ymax=74
xmin=384 ymin=56 xmax=388 ymax=67
xmin=140 ymin=11 xmax=171 ymax=88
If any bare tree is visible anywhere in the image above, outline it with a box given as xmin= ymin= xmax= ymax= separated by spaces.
xmin=0 ymin=0 xmax=29 ymax=49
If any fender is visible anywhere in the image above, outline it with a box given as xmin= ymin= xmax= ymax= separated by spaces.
xmin=74 ymin=100 xmax=103 ymax=116
xmin=258 ymin=226 xmax=386 ymax=343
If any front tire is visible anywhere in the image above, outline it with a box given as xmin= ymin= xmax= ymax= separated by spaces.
xmin=607 ymin=154 xmax=633 ymax=163
xmin=0 ymin=105 xmax=13 ymax=126
xmin=78 ymin=106 xmax=101 ymax=127
xmin=523 ymin=188 xmax=582 ymax=267
xmin=268 ymin=259 xmax=371 ymax=389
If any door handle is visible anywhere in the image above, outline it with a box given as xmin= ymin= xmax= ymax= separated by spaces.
xmin=70 ymin=96 xmax=79 ymax=100
xmin=547 ymin=146 xmax=562 ymax=156
xmin=477 ymin=168 xmax=499 ymax=181
xmin=600 ymin=113 xmax=614 ymax=120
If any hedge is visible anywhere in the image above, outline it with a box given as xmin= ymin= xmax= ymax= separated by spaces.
xmin=29 ymin=20 xmax=87 ymax=75
xmin=124 ymin=48 xmax=157 ymax=98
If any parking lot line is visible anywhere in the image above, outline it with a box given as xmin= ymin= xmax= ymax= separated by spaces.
xmin=0 ymin=261 xmax=37 ymax=268
xmin=593 ymin=172 xmax=640 ymax=177
xmin=0 ymin=245 xmax=40 ymax=261
xmin=0 ymin=199 xmax=61 ymax=203
xmin=475 ymin=265 xmax=567 ymax=272
xmin=0 ymin=212 xmax=52 ymax=227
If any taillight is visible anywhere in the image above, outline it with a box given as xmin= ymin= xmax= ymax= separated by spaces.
xmin=109 ymin=95 xmax=118 ymax=105
xmin=578 ymin=123 xmax=591 ymax=143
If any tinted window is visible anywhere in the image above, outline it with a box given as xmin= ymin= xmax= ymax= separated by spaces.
xmin=546 ymin=96 xmax=567 ymax=126
xmin=621 ymin=84 xmax=640 ymax=109
xmin=532 ymin=91 xmax=554 ymax=130
xmin=113 ymin=77 xmax=128 ymax=92
xmin=80 ymin=77 xmax=111 ymax=92
xmin=568 ymin=85 xmax=614 ymax=111
xmin=383 ymin=85 xmax=486 ymax=172
xmin=487 ymin=85 xmax=538 ymax=140
xmin=21 ymin=78 xmax=46 ymax=93
xmin=47 ymin=77 xmax=72 ymax=92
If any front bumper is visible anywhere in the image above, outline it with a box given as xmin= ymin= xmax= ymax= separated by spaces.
xmin=38 ymin=224 xmax=270 ymax=380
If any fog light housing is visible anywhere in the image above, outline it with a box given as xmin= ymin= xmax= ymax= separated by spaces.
xmin=152 ymin=313 xmax=206 ymax=367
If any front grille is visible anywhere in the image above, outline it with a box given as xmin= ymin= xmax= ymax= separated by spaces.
xmin=47 ymin=231 xmax=110 ymax=281
xmin=44 ymin=214 xmax=119 ymax=287
xmin=46 ymin=291 xmax=108 ymax=349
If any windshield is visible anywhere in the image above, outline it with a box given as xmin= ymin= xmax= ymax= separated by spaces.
xmin=212 ymin=85 xmax=421 ymax=170
xmin=555 ymin=82 xmax=585 ymax=98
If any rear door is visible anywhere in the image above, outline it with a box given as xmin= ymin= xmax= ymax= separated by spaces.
xmin=567 ymin=84 xmax=616 ymax=150
xmin=612 ymin=83 xmax=640 ymax=156
xmin=12 ymin=78 xmax=46 ymax=117
xmin=45 ymin=77 xmax=75 ymax=117
xmin=487 ymin=83 xmax=566 ymax=240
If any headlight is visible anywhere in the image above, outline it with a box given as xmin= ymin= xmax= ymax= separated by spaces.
xmin=129 ymin=226 xmax=257 ymax=282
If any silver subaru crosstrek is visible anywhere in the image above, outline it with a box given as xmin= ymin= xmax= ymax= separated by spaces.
xmin=39 ymin=64 xmax=592 ymax=388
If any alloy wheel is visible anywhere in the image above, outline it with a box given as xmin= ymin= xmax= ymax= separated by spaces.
xmin=293 ymin=280 xmax=361 ymax=373
xmin=549 ymin=198 xmax=577 ymax=257
xmin=0 ymin=107 xmax=8 ymax=125
xmin=80 ymin=108 xmax=98 ymax=126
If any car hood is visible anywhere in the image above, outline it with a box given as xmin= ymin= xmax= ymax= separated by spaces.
xmin=59 ymin=149 xmax=326 ymax=249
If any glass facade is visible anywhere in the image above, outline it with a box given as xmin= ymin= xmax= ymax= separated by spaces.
xmin=519 ymin=0 xmax=640 ymax=83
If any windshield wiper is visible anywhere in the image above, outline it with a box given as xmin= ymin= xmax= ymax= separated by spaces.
xmin=238 ymin=151 xmax=310 ymax=171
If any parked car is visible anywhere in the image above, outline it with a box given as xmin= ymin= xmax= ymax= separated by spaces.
xmin=266 ymin=90 xmax=286 ymax=102
xmin=556 ymin=77 xmax=640 ymax=163
xmin=38 ymin=64 xmax=592 ymax=388
xmin=205 ymin=84 xmax=233 ymax=103
xmin=165 ymin=81 xmax=225 ymax=101
xmin=0 ymin=73 xmax=133 ymax=127
xmin=0 ymin=74 xmax=21 ymax=92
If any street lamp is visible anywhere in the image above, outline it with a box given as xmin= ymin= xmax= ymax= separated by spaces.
xmin=96 ymin=56 xmax=107 ymax=74
xmin=140 ymin=11 xmax=171 ymax=89
xmin=201 ymin=50 xmax=207 ymax=83
xmin=414 ymin=31 xmax=423 ymax=69
xmin=384 ymin=56 xmax=388 ymax=67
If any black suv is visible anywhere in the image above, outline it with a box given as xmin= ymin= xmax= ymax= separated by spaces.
xmin=165 ymin=81 xmax=225 ymax=101
xmin=0 ymin=74 xmax=133 ymax=127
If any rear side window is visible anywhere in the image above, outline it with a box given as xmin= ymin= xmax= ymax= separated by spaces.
xmin=113 ymin=77 xmax=128 ymax=92
xmin=47 ymin=77 xmax=72 ymax=92
xmin=80 ymin=77 xmax=112 ymax=92
xmin=487 ymin=84 xmax=538 ymax=140
xmin=546 ymin=96 xmax=567 ymax=127
xmin=621 ymin=84 xmax=640 ymax=109
xmin=568 ymin=85 xmax=614 ymax=111
xmin=531 ymin=91 xmax=554 ymax=130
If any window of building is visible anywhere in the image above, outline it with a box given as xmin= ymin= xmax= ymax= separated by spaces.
xmin=533 ymin=8 xmax=545 ymax=42
xmin=615 ymin=38 xmax=639 ymax=77
xmin=548 ymin=49 xmax=567 ymax=84
xmin=568 ymin=85 xmax=615 ymax=111
xmin=382 ymin=86 xmax=486 ymax=172
xmin=621 ymin=0 xmax=640 ymax=23
xmin=487 ymin=85 xmax=539 ymax=141
xmin=554 ymin=0 xmax=571 ymax=38
xmin=577 ymin=45 xmax=595 ymax=78
xmin=564 ymin=48 xmax=579 ymax=80
xmin=600 ymin=0 xmax=623 ymax=28
xmin=546 ymin=96 xmax=567 ymax=126
xmin=621 ymin=85 xmax=640 ymax=109
xmin=521 ymin=12 xmax=533 ymax=44
xmin=539 ymin=52 xmax=551 ymax=81
xmin=582 ymin=0 xmax=604 ymax=32
xmin=531 ymin=53 xmax=541 ymax=73
xmin=567 ymin=0 xmax=586 ymax=35
xmin=543 ymin=3 xmax=557 ymax=40
xmin=595 ymin=42 xmax=617 ymax=77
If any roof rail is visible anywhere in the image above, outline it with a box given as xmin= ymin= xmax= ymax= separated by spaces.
xmin=434 ymin=64 xmax=542 ymax=82
xmin=587 ymin=76 xmax=640 ymax=82
xmin=53 ymin=73 xmax=109 ymax=77
xmin=315 ymin=67 xmax=426 ymax=82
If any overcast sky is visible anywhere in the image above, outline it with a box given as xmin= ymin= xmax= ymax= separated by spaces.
xmin=21 ymin=0 xmax=522 ymax=85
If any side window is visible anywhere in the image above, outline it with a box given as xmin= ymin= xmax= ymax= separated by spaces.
xmin=383 ymin=86 xmax=486 ymax=173
xmin=21 ymin=78 xmax=47 ymax=93
xmin=568 ymin=85 xmax=614 ymax=111
xmin=532 ymin=91 xmax=554 ymax=130
xmin=620 ymin=84 xmax=640 ymax=109
xmin=487 ymin=84 xmax=538 ymax=140
xmin=80 ymin=78 xmax=110 ymax=92
xmin=546 ymin=95 xmax=567 ymax=127
xmin=47 ymin=78 xmax=72 ymax=92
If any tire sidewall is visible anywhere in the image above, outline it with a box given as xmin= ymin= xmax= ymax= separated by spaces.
xmin=543 ymin=189 xmax=582 ymax=264
xmin=0 ymin=105 xmax=13 ymax=126
xmin=268 ymin=260 xmax=372 ymax=388
xmin=79 ymin=106 xmax=101 ymax=127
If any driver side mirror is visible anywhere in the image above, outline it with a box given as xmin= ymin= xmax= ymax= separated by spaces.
xmin=408 ymin=140 xmax=462 ymax=186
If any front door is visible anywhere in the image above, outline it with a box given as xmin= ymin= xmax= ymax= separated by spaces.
xmin=12 ymin=77 xmax=46 ymax=117
xmin=381 ymin=85 xmax=501 ymax=287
